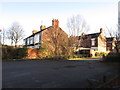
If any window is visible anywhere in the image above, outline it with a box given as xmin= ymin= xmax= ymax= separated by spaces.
xmin=34 ymin=34 xmax=39 ymax=44
xmin=27 ymin=38 xmax=29 ymax=45
xmin=23 ymin=39 xmax=26 ymax=45
xmin=91 ymin=38 xmax=95 ymax=46
xmin=30 ymin=37 xmax=33 ymax=44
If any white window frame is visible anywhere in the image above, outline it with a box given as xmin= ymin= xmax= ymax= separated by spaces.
xmin=30 ymin=37 xmax=33 ymax=44
xmin=27 ymin=38 xmax=29 ymax=45
xmin=91 ymin=38 xmax=95 ymax=46
xmin=34 ymin=33 xmax=39 ymax=44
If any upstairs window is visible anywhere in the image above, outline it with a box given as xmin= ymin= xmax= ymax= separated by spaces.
xmin=91 ymin=38 xmax=95 ymax=46
xmin=27 ymin=38 xmax=29 ymax=45
xmin=30 ymin=37 xmax=33 ymax=44
xmin=23 ymin=39 xmax=27 ymax=45
xmin=34 ymin=34 xmax=39 ymax=44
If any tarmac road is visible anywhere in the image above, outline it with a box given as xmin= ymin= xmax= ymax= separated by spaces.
xmin=2 ymin=59 xmax=120 ymax=88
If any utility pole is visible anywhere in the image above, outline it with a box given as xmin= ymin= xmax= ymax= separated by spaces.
xmin=0 ymin=29 xmax=2 ymax=46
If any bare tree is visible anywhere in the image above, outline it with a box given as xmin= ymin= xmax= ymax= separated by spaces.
xmin=67 ymin=15 xmax=89 ymax=51
xmin=105 ymin=26 xmax=118 ymax=37
xmin=7 ymin=22 xmax=24 ymax=47
xmin=1 ymin=28 xmax=6 ymax=45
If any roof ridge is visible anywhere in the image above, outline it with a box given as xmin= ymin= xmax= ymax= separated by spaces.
xmin=87 ymin=32 xmax=100 ymax=35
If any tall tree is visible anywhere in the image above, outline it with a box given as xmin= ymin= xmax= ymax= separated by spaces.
xmin=7 ymin=22 xmax=24 ymax=47
xmin=67 ymin=15 xmax=89 ymax=51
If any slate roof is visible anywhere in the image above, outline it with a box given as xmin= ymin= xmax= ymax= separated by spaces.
xmin=24 ymin=26 xmax=67 ymax=40
xmin=24 ymin=26 xmax=51 ymax=40
xmin=79 ymin=32 xmax=100 ymax=40
xmin=86 ymin=33 xmax=100 ymax=38
xmin=106 ymin=37 xmax=114 ymax=42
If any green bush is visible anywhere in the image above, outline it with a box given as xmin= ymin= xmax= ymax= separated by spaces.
xmin=2 ymin=46 xmax=14 ymax=59
xmin=82 ymin=54 xmax=89 ymax=57
xmin=13 ymin=48 xmax=28 ymax=59
xmin=95 ymin=52 xmax=106 ymax=56
xmin=2 ymin=46 xmax=28 ymax=60
xmin=39 ymin=47 xmax=47 ymax=52
xmin=46 ymin=54 xmax=55 ymax=58
xmin=67 ymin=54 xmax=90 ymax=59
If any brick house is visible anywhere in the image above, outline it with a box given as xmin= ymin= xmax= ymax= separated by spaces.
xmin=24 ymin=19 xmax=68 ymax=55
xmin=106 ymin=37 xmax=116 ymax=53
xmin=77 ymin=28 xmax=106 ymax=55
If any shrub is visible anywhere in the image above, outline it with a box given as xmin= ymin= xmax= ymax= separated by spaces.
xmin=82 ymin=54 xmax=89 ymax=57
xmin=76 ymin=54 xmax=83 ymax=58
xmin=2 ymin=46 xmax=28 ymax=60
xmin=45 ymin=55 xmax=68 ymax=60
xmin=46 ymin=54 xmax=55 ymax=58
xmin=39 ymin=47 xmax=47 ymax=52
xmin=13 ymin=48 xmax=28 ymax=59
xmin=67 ymin=54 xmax=90 ymax=59
xmin=2 ymin=46 xmax=14 ymax=59
xmin=95 ymin=52 xmax=100 ymax=56
xmin=95 ymin=52 xmax=106 ymax=56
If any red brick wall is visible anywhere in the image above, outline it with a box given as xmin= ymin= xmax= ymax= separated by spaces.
xmin=26 ymin=48 xmax=47 ymax=59
xmin=41 ymin=26 xmax=68 ymax=55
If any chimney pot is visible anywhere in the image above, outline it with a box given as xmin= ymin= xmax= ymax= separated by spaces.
xmin=81 ymin=33 xmax=86 ymax=36
xmin=52 ymin=19 xmax=59 ymax=28
xmin=40 ymin=25 xmax=46 ymax=30
xmin=32 ymin=30 xmax=38 ymax=34
xmin=100 ymin=28 xmax=103 ymax=33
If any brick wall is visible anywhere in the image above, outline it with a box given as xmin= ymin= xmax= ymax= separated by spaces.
xmin=26 ymin=48 xmax=48 ymax=59
xmin=41 ymin=26 xmax=68 ymax=55
xmin=80 ymin=37 xmax=91 ymax=48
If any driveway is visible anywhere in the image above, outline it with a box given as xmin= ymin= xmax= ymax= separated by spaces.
xmin=2 ymin=59 xmax=120 ymax=88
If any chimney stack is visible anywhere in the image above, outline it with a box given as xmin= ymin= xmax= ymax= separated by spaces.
xmin=40 ymin=25 xmax=46 ymax=30
xmin=52 ymin=19 xmax=59 ymax=28
xmin=81 ymin=33 xmax=86 ymax=36
xmin=100 ymin=28 xmax=103 ymax=33
xmin=32 ymin=30 xmax=38 ymax=34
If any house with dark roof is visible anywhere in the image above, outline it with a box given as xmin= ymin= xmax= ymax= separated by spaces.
xmin=23 ymin=19 xmax=68 ymax=55
xmin=106 ymin=37 xmax=116 ymax=52
xmin=77 ymin=28 xmax=106 ymax=55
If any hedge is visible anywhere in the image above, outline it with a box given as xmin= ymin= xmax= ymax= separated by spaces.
xmin=2 ymin=46 xmax=28 ymax=60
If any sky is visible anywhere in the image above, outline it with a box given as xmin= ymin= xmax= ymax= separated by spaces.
xmin=0 ymin=0 xmax=119 ymax=45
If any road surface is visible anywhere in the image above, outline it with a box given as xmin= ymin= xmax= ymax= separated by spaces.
xmin=2 ymin=59 xmax=120 ymax=88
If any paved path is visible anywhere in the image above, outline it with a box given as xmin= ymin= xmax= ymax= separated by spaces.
xmin=69 ymin=57 xmax=102 ymax=60
xmin=2 ymin=59 xmax=120 ymax=88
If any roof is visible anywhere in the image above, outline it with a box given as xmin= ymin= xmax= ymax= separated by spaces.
xmin=86 ymin=33 xmax=100 ymax=38
xmin=106 ymin=37 xmax=115 ymax=42
xmin=24 ymin=19 xmax=68 ymax=40
xmin=79 ymin=32 xmax=100 ymax=39
xmin=24 ymin=26 xmax=67 ymax=40
xmin=24 ymin=26 xmax=51 ymax=40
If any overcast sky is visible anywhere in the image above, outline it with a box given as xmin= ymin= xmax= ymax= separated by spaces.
xmin=0 ymin=0 xmax=119 ymax=45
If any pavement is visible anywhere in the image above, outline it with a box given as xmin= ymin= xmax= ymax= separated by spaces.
xmin=2 ymin=59 xmax=120 ymax=88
